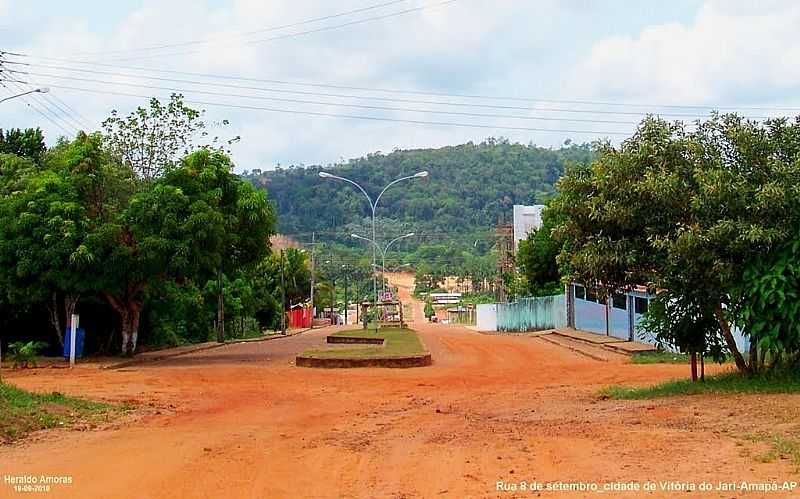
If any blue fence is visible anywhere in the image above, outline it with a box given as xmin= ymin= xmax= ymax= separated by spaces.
xmin=496 ymin=295 xmax=566 ymax=332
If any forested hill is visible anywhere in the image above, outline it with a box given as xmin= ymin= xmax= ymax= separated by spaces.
xmin=244 ymin=139 xmax=594 ymax=238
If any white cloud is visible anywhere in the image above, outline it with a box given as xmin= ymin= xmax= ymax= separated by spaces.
xmin=565 ymin=1 xmax=800 ymax=109
xmin=6 ymin=0 xmax=800 ymax=170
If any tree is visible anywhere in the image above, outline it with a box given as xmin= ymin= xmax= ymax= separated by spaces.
xmin=86 ymin=149 xmax=274 ymax=355
xmin=102 ymin=93 xmax=237 ymax=180
xmin=424 ymin=298 xmax=434 ymax=320
xmin=516 ymin=206 xmax=562 ymax=297
xmin=272 ymin=248 xmax=311 ymax=309
xmin=553 ymin=115 xmax=800 ymax=375
xmin=0 ymin=128 xmax=46 ymax=162
xmin=0 ymin=133 xmax=116 ymax=346
xmin=736 ymin=237 xmax=800 ymax=371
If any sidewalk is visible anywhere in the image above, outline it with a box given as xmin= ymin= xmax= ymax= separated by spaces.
xmin=105 ymin=326 xmax=316 ymax=369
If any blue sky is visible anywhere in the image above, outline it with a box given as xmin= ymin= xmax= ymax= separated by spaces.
xmin=2 ymin=1 xmax=799 ymax=170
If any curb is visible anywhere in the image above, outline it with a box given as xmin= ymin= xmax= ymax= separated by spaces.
xmin=296 ymin=326 xmax=432 ymax=369
xmin=538 ymin=334 xmax=610 ymax=362
xmin=295 ymin=352 xmax=431 ymax=369
xmin=105 ymin=326 xmax=316 ymax=369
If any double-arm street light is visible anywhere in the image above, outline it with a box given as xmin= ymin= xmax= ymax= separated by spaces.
xmin=0 ymin=87 xmax=49 ymax=104
xmin=319 ymin=170 xmax=427 ymax=303
xmin=352 ymin=232 xmax=415 ymax=296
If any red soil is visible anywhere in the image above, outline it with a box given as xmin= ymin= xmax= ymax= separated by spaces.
xmin=2 ymin=278 xmax=798 ymax=498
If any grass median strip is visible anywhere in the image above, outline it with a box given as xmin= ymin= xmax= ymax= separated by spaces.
xmin=302 ymin=327 xmax=425 ymax=359
xmin=0 ymin=382 xmax=123 ymax=443
xmin=601 ymin=371 xmax=800 ymax=399
xmin=631 ymin=351 xmax=691 ymax=364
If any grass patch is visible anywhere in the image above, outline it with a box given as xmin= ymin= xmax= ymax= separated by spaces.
xmin=0 ymin=382 xmax=120 ymax=443
xmin=302 ymin=327 xmax=425 ymax=359
xmin=601 ymin=370 xmax=800 ymax=400
xmin=742 ymin=432 xmax=800 ymax=467
xmin=631 ymin=351 xmax=690 ymax=364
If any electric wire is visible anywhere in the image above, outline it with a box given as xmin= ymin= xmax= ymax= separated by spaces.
xmin=1 ymin=63 xmax=733 ymax=119
xmin=70 ymin=0 xmax=412 ymax=57
xmin=5 ymin=69 xmax=653 ymax=125
xmin=79 ymin=0 xmax=460 ymax=63
xmin=2 ymin=51 xmax=798 ymax=113
xmin=1 ymin=80 xmax=634 ymax=136
xmin=1 ymin=79 xmax=77 ymax=136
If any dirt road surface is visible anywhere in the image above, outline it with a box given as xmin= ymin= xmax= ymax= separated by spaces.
xmin=3 ymin=276 xmax=799 ymax=498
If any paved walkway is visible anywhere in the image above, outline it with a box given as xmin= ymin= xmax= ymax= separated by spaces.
xmin=553 ymin=327 xmax=656 ymax=352
xmin=106 ymin=327 xmax=318 ymax=369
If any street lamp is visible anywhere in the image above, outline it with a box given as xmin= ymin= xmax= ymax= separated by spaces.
xmin=320 ymin=170 xmax=427 ymax=303
xmin=0 ymin=87 xmax=50 ymax=104
xmin=352 ymin=232 xmax=415 ymax=296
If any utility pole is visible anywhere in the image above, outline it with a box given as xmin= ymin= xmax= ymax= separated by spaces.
xmin=331 ymin=278 xmax=336 ymax=325
xmin=309 ymin=231 xmax=315 ymax=324
xmin=343 ymin=268 xmax=348 ymax=326
xmin=280 ymin=249 xmax=287 ymax=335
xmin=217 ymin=268 xmax=225 ymax=343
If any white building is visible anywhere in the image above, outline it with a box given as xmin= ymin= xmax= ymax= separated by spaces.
xmin=512 ymin=204 xmax=545 ymax=252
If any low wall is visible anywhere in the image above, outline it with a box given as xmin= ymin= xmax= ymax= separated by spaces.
xmin=476 ymin=304 xmax=498 ymax=331
xmin=497 ymin=294 xmax=566 ymax=332
xmin=326 ymin=336 xmax=385 ymax=345
xmin=296 ymin=353 xmax=431 ymax=368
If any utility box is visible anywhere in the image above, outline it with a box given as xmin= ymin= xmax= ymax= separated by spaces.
xmin=62 ymin=328 xmax=85 ymax=359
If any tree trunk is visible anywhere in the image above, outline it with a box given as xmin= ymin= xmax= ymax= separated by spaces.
xmin=47 ymin=292 xmax=65 ymax=348
xmin=45 ymin=293 xmax=80 ymax=348
xmin=64 ymin=293 xmax=79 ymax=331
xmin=120 ymin=311 xmax=132 ymax=356
xmin=749 ymin=340 xmax=759 ymax=374
xmin=217 ymin=269 xmax=225 ymax=343
xmin=104 ymin=291 xmax=143 ymax=356
xmin=700 ymin=352 xmax=705 ymax=382
xmin=713 ymin=305 xmax=749 ymax=373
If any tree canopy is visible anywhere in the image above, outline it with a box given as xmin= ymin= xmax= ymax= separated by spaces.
xmin=552 ymin=114 xmax=800 ymax=374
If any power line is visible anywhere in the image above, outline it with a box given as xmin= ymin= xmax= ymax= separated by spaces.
xmin=5 ymin=70 xmax=652 ymax=125
xmin=46 ymin=91 xmax=94 ymax=130
xmin=2 ymin=63 xmax=731 ymax=119
xmin=3 ymin=51 xmax=799 ymax=113
xmin=70 ymin=0 xmax=411 ymax=57
xmin=37 ymin=91 xmax=90 ymax=132
xmin=82 ymin=0 xmax=460 ymax=63
xmin=3 ymin=81 xmax=633 ymax=136
xmin=1 ymin=80 xmax=77 ymax=136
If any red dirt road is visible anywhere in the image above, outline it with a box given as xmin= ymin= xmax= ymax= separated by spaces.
xmin=2 ymin=287 xmax=799 ymax=498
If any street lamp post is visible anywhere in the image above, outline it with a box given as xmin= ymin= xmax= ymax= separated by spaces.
xmin=341 ymin=264 xmax=348 ymax=326
xmin=352 ymin=232 xmax=415 ymax=296
xmin=319 ymin=171 xmax=427 ymax=304
xmin=0 ymin=87 xmax=50 ymax=104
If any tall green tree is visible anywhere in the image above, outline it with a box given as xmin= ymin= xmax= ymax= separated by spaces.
xmin=0 ymin=128 xmax=46 ymax=162
xmin=517 ymin=207 xmax=562 ymax=297
xmin=0 ymin=133 xmax=120 ymax=346
xmin=553 ymin=115 xmax=800 ymax=375
xmin=272 ymin=248 xmax=311 ymax=309
xmin=102 ymin=93 xmax=237 ymax=180
xmin=86 ymin=149 xmax=274 ymax=355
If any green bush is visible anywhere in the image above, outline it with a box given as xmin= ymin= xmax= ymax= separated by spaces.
xmin=8 ymin=341 xmax=48 ymax=368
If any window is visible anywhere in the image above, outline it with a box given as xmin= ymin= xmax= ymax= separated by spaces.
xmin=612 ymin=293 xmax=627 ymax=310
xmin=574 ymin=285 xmax=585 ymax=300
xmin=634 ymin=297 xmax=649 ymax=315
xmin=586 ymin=287 xmax=597 ymax=303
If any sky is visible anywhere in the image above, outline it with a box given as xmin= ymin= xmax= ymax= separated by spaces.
xmin=2 ymin=0 xmax=800 ymax=171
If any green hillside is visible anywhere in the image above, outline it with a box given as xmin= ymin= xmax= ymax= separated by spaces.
xmin=246 ymin=138 xmax=593 ymax=243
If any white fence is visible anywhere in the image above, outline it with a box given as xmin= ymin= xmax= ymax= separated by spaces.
xmin=476 ymin=304 xmax=497 ymax=332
